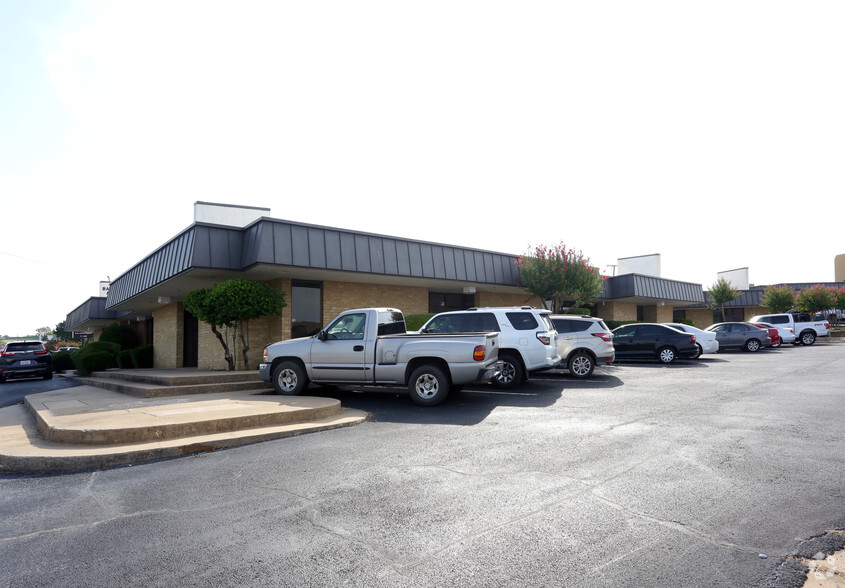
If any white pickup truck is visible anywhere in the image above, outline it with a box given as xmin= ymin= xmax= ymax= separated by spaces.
xmin=258 ymin=308 xmax=502 ymax=406
xmin=748 ymin=312 xmax=830 ymax=345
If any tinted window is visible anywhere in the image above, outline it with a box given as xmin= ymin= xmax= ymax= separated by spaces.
xmin=570 ymin=321 xmax=592 ymax=333
xmin=378 ymin=311 xmax=406 ymax=335
xmin=5 ymin=342 xmax=44 ymax=352
xmin=505 ymin=312 xmax=539 ymax=331
xmin=614 ymin=325 xmax=636 ymax=338
xmin=466 ymin=313 xmax=499 ymax=332
xmin=639 ymin=325 xmax=664 ymax=336
xmin=768 ymin=316 xmax=788 ymax=324
xmin=552 ymin=318 xmax=572 ymax=333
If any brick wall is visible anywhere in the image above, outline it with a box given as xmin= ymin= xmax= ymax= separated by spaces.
xmin=322 ymin=281 xmax=429 ymax=322
xmin=596 ymin=301 xmax=637 ymax=322
xmin=683 ymin=309 xmax=714 ymax=329
xmin=153 ymin=302 xmax=182 ymax=368
xmin=476 ymin=291 xmax=543 ymax=308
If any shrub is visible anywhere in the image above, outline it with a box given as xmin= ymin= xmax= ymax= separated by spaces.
xmin=130 ymin=345 xmax=154 ymax=368
xmin=99 ymin=323 xmax=140 ymax=350
xmin=118 ymin=350 xmax=135 ymax=369
xmin=71 ymin=342 xmax=121 ymax=375
xmin=563 ymin=307 xmax=591 ymax=316
xmin=51 ymin=351 xmax=76 ymax=373
xmin=404 ymin=313 xmax=435 ymax=332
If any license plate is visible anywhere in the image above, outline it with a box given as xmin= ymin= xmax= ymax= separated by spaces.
xmin=20 ymin=360 xmax=31 ymax=366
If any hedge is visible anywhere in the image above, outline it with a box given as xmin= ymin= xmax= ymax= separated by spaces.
xmin=51 ymin=351 xmax=76 ymax=373
xmin=70 ymin=341 xmax=121 ymax=375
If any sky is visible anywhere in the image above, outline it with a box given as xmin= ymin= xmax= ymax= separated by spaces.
xmin=1 ymin=1 xmax=843 ymax=337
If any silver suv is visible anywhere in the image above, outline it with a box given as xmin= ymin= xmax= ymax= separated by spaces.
xmin=549 ymin=315 xmax=615 ymax=378
xmin=419 ymin=307 xmax=560 ymax=389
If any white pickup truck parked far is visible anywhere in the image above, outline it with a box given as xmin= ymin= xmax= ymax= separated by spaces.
xmin=259 ymin=308 xmax=502 ymax=406
xmin=748 ymin=312 xmax=830 ymax=345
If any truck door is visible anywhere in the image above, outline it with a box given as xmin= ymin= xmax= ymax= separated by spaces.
xmin=310 ymin=312 xmax=369 ymax=382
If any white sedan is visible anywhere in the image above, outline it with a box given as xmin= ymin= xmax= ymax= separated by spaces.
xmin=754 ymin=321 xmax=796 ymax=346
xmin=664 ymin=323 xmax=719 ymax=358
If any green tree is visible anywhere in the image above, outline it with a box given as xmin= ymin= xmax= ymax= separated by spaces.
xmin=708 ymin=278 xmax=739 ymax=322
xmin=761 ymin=285 xmax=795 ymax=313
xmin=54 ymin=321 xmax=76 ymax=342
xmin=794 ymin=285 xmax=837 ymax=315
xmin=516 ymin=243 xmax=605 ymax=312
xmin=184 ymin=279 xmax=286 ymax=370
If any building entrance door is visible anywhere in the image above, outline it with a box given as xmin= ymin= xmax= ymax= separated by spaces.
xmin=183 ymin=309 xmax=198 ymax=367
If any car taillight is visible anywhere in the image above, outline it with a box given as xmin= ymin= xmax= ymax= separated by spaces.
xmin=591 ymin=332 xmax=612 ymax=342
xmin=536 ymin=333 xmax=551 ymax=345
xmin=688 ymin=335 xmax=696 ymax=343
xmin=34 ymin=349 xmax=49 ymax=355
xmin=825 ymin=323 xmax=830 ymax=329
xmin=0 ymin=351 xmax=14 ymax=357
xmin=473 ymin=345 xmax=486 ymax=361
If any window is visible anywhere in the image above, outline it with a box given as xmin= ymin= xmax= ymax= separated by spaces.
xmin=378 ymin=311 xmax=406 ymax=335
xmin=552 ymin=318 xmax=572 ymax=333
xmin=614 ymin=325 xmax=636 ymax=338
xmin=291 ymin=281 xmax=322 ymax=338
xmin=326 ymin=313 xmax=366 ymax=340
xmin=424 ymin=314 xmax=464 ymax=334
xmin=505 ymin=312 xmax=539 ymax=330
xmin=466 ymin=313 xmax=499 ymax=332
xmin=429 ymin=292 xmax=475 ymax=313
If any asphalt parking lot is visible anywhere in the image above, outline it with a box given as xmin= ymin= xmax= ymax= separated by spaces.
xmin=1 ymin=342 xmax=843 ymax=587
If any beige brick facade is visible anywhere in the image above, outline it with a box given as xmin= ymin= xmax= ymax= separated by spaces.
xmin=476 ymin=291 xmax=543 ymax=308
xmin=152 ymin=302 xmax=183 ymax=369
xmin=596 ymin=301 xmax=637 ymax=322
xmin=682 ymin=309 xmax=714 ymax=329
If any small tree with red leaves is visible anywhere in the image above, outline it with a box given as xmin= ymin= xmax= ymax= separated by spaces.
xmin=515 ymin=243 xmax=606 ymax=312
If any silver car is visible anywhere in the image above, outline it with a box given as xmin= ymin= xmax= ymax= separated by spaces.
xmin=705 ymin=322 xmax=772 ymax=352
xmin=550 ymin=315 xmax=615 ymax=378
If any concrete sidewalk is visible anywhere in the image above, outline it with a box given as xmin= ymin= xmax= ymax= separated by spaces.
xmin=0 ymin=370 xmax=369 ymax=474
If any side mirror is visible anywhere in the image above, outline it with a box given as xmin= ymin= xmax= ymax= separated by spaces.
xmin=317 ymin=330 xmax=328 ymax=341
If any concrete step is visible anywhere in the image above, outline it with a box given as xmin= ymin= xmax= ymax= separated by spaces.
xmin=0 ymin=388 xmax=369 ymax=474
xmin=73 ymin=375 xmax=270 ymax=398
xmin=26 ymin=389 xmax=345 ymax=445
xmin=86 ymin=368 xmax=263 ymax=386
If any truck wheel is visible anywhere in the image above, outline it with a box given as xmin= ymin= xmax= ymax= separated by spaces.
xmin=800 ymin=330 xmax=816 ymax=345
xmin=568 ymin=352 xmax=594 ymax=378
xmin=409 ymin=365 xmax=449 ymax=406
xmin=744 ymin=339 xmax=761 ymax=352
xmin=272 ymin=361 xmax=308 ymax=395
xmin=492 ymin=352 xmax=524 ymax=389
xmin=657 ymin=347 xmax=676 ymax=364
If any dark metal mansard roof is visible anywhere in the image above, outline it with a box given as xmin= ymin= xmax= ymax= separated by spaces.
xmin=66 ymin=217 xmax=708 ymax=330
xmin=92 ymin=218 xmax=524 ymax=320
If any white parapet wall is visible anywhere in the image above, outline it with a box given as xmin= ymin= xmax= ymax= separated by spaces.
xmin=194 ymin=201 xmax=271 ymax=228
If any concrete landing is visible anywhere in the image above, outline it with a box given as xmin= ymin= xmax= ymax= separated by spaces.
xmin=0 ymin=382 xmax=369 ymax=474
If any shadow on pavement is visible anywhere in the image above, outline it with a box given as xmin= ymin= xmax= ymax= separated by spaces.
xmin=303 ymin=372 xmax=624 ymax=426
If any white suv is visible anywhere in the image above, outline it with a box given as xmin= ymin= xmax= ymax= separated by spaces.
xmin=419 ymin=307 xmax=561 ymax=388
xmin=549 ymin=315 xmax=615 ymax=378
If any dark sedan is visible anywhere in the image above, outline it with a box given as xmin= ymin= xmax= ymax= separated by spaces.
xmin=611 ymin=323 xmax=698 ymax=364
xmin=705 ymin=322 xmax=772 ymax=352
